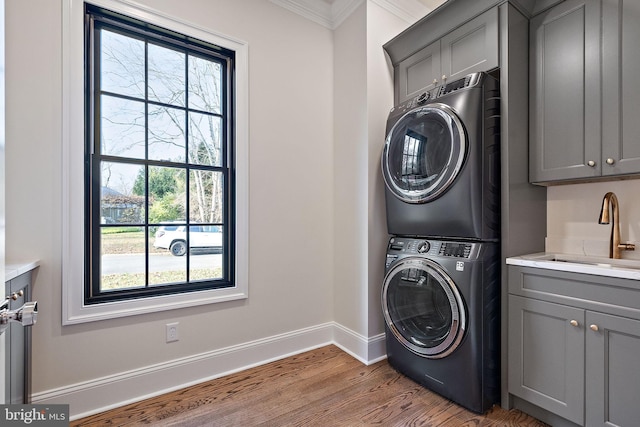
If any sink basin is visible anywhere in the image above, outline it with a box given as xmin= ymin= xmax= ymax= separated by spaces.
xmin=539 ymin=254 xmax=640 ymax=270
xmin=546 ymin=257 xmax=614 ymax=268
xmin=506 ymin=253 xmax=640 ymax=280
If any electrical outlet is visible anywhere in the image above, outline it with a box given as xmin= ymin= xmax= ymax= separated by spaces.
xmin=166 ymin=322 xmax=179 ymax=343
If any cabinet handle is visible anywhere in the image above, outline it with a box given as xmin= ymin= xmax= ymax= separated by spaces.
xmin=590 ymin=324 xmax=599 ymax=332
xmin=433 ymin=78 xmax=438 ymax=85
xmin=570 ymin=320 xmax=579 ymax=327
xmin=587 ymin=160 xmax=596 ymax=167
xmin=606 ymin=158 xmax=615 ymax=165
xmin=442 ymin=74 xmax=447 ymax=81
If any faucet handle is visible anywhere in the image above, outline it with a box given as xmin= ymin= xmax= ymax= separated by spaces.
xmin=618 ymin=243 xmax=636 ymax=251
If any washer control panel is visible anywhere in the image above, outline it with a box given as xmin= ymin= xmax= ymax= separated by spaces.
xmin=386 ymin=237 xmax=478 ymax=269
xmin=438 ymin=242 xmax=473 ymax=258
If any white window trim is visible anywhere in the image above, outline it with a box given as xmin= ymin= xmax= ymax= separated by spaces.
xmin=62 ymin=0 xmax=250 ymax=325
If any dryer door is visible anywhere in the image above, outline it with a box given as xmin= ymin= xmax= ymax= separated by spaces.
xmin=382 ymin=257 xmax=466 ymax=358
xmin=381 ymin=103 xmax=466 ymax=204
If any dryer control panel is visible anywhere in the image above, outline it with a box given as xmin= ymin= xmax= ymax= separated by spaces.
xmin=387 ymin=72 xmax=484 ymax=119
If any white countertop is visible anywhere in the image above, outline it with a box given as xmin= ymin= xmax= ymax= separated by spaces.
xmin=506 ymin=253 xmax=640 ymax=281
xmin=5 ymin=261 xmax=40 ymax=282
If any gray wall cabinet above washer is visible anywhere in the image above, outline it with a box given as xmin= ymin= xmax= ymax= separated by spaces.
xmin=395 ymin=7 xmax=499 ymax=103
xmin=530 ymin=0 xmax=640 ymax=184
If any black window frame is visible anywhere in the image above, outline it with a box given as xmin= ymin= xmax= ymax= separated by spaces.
xmin=84 ymin=4 xmax=236 ymax=304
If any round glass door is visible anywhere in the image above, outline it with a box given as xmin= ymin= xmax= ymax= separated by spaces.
xmin=381 ymin=103 xmax=466 ymax=204
xmin=382 ymin=257 xmax=466 ymax=358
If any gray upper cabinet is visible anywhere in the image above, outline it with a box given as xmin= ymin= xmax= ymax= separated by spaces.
xmin=530 ymin=0 xmax=640 ymax=183
xmin=601 ymin=0 xmax=640 ymax=175
xmin=440 ymin=7 xmax=499 ymax=83
xmin=396 ymin=7 xmax=499 ymax=103
xmin=397 ymin=41 xmax=441 ymax=101
xmin=529 ymin=0 xmax=601 ymax=183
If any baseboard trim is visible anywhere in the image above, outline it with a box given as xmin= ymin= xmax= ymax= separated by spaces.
xmin=33 ymin=322 xmax=387 ymax=420
xmin=333 ymin=323 xmax=386 ymax=365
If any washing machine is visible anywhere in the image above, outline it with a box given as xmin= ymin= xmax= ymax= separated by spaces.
xmin=381 ymin=72 xmax=500 ymax=240
xmin=382 ymin=236 xmax=500 ymax=413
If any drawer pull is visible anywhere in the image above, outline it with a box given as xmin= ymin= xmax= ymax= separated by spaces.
xmin=570 ymin=320 xmax=578 ymax=327
xmin=590 ymin=324 xmax=599 ymax=332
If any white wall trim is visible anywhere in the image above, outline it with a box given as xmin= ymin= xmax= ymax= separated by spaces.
xmin=269 ymin=0 xmax=431 ymax=29
xmin=61 ymin=0 xmax=250 ymax=324
xmin=33 ymin=322 xmax=387 ymax=420
xmin=333 ymin=323 xmax=387 ymax=365
xmin=331 ymin=0 xmax=365 ymax=28
xmin=269 ymin=0 xmax=337 ymax=29
xmin=371 ymin=0 xmax=431 ymax=24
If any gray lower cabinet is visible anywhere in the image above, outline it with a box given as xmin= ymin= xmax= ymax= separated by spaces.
xmin=508 ymin=266 xmax=640 ymax=426
xmin=396 ymin=7 xmax=498 ymax=103
xmin=508 ymin=295 xmax=585 ymax=425
xmin=585 ymin=312 xmax=640 ymax=426
xmin=530 ymin=0 xmax=640 ymax=183
xmin=4 ymin=272 xmax=32 ymax=404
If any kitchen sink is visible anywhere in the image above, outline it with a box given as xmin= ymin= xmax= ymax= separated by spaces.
xmin=506 ymin=253 xmax=640 ymax=280
xmin=538 ymin=254 xmax=640 ymax=270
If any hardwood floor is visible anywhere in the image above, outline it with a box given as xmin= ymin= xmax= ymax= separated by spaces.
xmin=71 ymin=345 xmax=548 ymax=426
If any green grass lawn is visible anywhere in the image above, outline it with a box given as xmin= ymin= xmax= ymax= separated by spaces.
xmin=101 ymin=268 xmax=223 ymax=290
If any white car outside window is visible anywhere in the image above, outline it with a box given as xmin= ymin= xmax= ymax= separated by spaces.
xmin=153 ymin=225 xmax=223 ymax=256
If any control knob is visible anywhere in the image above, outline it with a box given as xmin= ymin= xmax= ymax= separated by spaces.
xmin=417 ymin=241 xmax=430 ymax=254
xmin=416 ymin=92 xmax=430 ymax=104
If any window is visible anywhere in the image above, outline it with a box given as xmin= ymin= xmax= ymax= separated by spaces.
xmin=85 ymin=5 xmax=235 ymax=303
xmin=63 ymin=0 xmax=248 ymax=323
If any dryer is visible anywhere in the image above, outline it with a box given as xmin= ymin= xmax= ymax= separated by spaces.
xmin=382 ymin=236 xmax=500 ymax=413
xmin=381 ymin=72 xmax=500 ymax=240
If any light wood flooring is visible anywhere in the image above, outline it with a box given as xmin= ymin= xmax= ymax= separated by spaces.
xmin=70 ymin=345 xmax=548 ymax=426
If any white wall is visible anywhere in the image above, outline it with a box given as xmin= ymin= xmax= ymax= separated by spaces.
xmin=546 ymin=179 xmax=640 ymax=260
xmin=365 ymin=2 xmax=413 ymax=337
xmin=331 ymin=1 xmax=422 ymax=356
xmin=6 ymin=0 xmax=334 ymax=410
xmin=333 ymin=2 xmax=368 ymax=339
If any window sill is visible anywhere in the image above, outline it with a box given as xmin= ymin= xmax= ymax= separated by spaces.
xmin=63 ymin=283 xmax=247 ymax=325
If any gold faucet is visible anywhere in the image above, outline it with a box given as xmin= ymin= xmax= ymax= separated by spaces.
xmin=598 ymin=192 xmax=636 ymax=259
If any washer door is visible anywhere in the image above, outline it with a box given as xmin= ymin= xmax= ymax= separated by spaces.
xmin=382 ymin=257 xmax=466 ymax=358
xmin=381 ymin=103 xmax=466 ymax=204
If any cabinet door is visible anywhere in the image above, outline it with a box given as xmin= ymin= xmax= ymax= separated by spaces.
xmin=529 ymin=0 xmax=601 ymax=183
xmin=440 ymin=7 xmax=498 ymax=82
xmin=602 ymin=0 xmax=640 ymax=176
xmin=5 ymin=274 xmax=31 ymax=404
xmin=396 ymin=40 xmax=441 ymax=103
xmin=585 ymin=312 xmax=640 ymax=427
xmin=508 ymin=295 xmax=585 ymax=425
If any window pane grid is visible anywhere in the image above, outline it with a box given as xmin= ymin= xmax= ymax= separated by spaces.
xmin=86 ymin=6 xmax=233 ymax=303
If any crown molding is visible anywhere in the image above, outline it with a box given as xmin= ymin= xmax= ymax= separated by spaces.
xmin=371 ymin=0 xmax=430 ymax=24
xmin=270 ymin=0 xmax=433 ymax=30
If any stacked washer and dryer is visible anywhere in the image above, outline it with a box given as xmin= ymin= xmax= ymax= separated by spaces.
xmin=380 ymin=72 xmax=501 ymax=413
